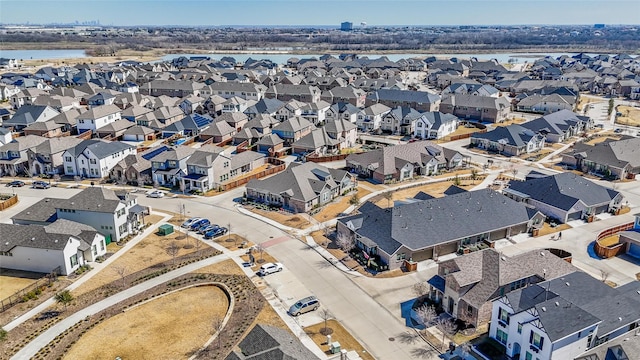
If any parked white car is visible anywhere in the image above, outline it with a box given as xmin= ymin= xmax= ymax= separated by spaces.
xmin=181 ymin=217 xmax=202 ymax=228
xmin=147 ymin=190 xmax=165 ymax=198
xmin=257 ymin=262 xmax=283 ymax=276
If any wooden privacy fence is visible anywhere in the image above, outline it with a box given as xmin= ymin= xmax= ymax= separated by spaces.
xmin=0 ymin=194 xmax=18 ymax=211
xmin=0 ymin=267 xmax=60 ymax=313
xmin=594 ymin=222 xmax=634 ymax=258
xmin=220 ymin=161 xmax=286 ymax=191
xmin=306 ymin=152 xmax=362 ymax=163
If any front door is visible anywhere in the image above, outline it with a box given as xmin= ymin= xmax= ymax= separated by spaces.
xmin=448 ymin=297 xmax=454 ymax=315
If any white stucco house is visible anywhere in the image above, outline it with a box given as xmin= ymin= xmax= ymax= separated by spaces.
xmin=0 ymin=219 xmax=107 ymax=275
xmin=414 ymin=112 xmax=460 ymax=140
xmin=62 ymin=139 xmax=136 ymax=178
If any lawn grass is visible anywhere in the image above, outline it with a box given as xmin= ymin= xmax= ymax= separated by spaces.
xmin=312 ymin=187 xmax=371 ymax=222
xmin=0 ymin=269 xmax=43 ymax=299
xmin=249 ymin=209 xmax=312 ymax=229
xmin=615 ymin=106 xmax=640 ymax=127
xmin=64 ymin=285 xmax=229 ymax=360
xmin=372 ymin=178 xmax=478 ymax=208
xmin=304 ymin=319 xmax=375 ymax=360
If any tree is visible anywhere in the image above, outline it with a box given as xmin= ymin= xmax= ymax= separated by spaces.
xmin=412 ymin=282 xmax=429 ymax=301
xmin=212 ymin=316 xmax=224 ymax=349
xmin=112 ymin=265 xmax=128 ymax=288
xmin=435 ymin=318 xmax=457 ymax=351
xmin=600 ymin=269 xmax=610 ymax=283
xmin=319 ymin=309 xmax=332 ymax=335
xmin=74 ymin=175 xmax=81 ymax=186
xmin=176 ymin=203 xmax=186 ymax=221
xmin=52 ymin=174 xmax=61 ymax=185
xmin=383 ymin=191 xmax=393 ymax=208
xmin=452 ymin=174 xmax=461 ymax=186
xmin=55 ymin=290 xmax=74 ymax=311
xmin=0 ymin=327 xmax=7 ymax=342
xmin=335 ymin=231 xmax=355 ymax=254
xmin=254 ymin=244 xmax=265 ymax=263
xmin=470 ymin=168 xmax=479 ymax=184
xmin=166 ymin=241 xmax=180 ymax=265
xmin=509 ymin=165 xmax=518 ymax=180
xmin=194 ymin=236 xmax=203 ymax=256
xmin=415 ymin=304 xmax=438 ymax=330
xmin=608 ymin=98 xmax=615 ymax=116
xmin=349 ymin=193 xmax=360 ymax=205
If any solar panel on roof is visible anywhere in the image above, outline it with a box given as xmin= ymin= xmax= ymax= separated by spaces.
xmin=141 ymin=145 xmax=169 ymax=160
xmin=192 ymin=114 xmax=212 ymax=128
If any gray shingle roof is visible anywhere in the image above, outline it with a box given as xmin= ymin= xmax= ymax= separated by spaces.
xmin=507 ymin=172 xmax=620 ymax=211
xmin=472 ymin=124 xmax=540 ymax=147
xmin=56 ymin=187 xmax=126 ymax=213
xmin=0 ymin=219 xmax=97 ymax=252
xmin=227 ymin=324 xmax=319 ymax=360
xmin=367 ymin=89 xmax=440 ymax=104
xmin=77 ymin=104 xmax=121 ymax=120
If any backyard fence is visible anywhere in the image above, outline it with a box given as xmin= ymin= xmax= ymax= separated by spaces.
xmin=0 ymin=267 xmax=60 ymax=313
xmin=0 ymin=194 xmax=18 ymax=211
xmin=220 ymin=161 xmax=286 ymax=191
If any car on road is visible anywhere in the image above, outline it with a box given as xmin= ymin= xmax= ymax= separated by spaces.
xmin=147 ymin=190 xmax=165 ymax=198
xmin=6 ymin=180 xmax=25 ymax=187
xmin=204 ymin=227 xmax=228 ymax=239
xmin=181 ymin=217 xmax=202 ymax=228
xmin=257 ymin=262 xmax=283 ymax=276
xmin=614 ymin=128 xmax=624 ymax=133
xmin=189 ymin=218 xmax=210 ymax=231
xmin=32 ymin=181 xmax=50 ymax=189
xmin=288 ymin=296 xmax=320 ymax=316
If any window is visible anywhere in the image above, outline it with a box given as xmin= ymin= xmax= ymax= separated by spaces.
xmin=396 ymin=253 xmax=406 ymax=261
xmin=518 ymin=323 xmax=523 ymax=334
xmin=530 ymin=331 xmax=544 ymax=350
xmin=70 ymin=254 xmax=78 ymax=267
xmin=92 ymin=245 xmax=97 ymax=256
xmin=100 ymin=241 xmax=105 ymax=251
xmin=525 ymin=352 xmax=533 ymax=360
xmin=496 ymin=329 xmax=508 ymax=345
xmin=65 ymin=156 xmax=72 ymax=162
xmin=499 ymin=307 xmax=510 ymax=325
xmin=467 ymin=304 xmax=473 ymax=314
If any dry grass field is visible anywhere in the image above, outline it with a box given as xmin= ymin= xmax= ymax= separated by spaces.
xmin=304 ymin=319 xmax=374 ymax=360
xmin=0 ymin=269 xmax=43 ymax=299
xmin=372 ymin=179 xmax=477 ymax=208
xmin=73 ymin=229 xmax=202 ymax=296
xmin=615 ymin=106 xmax=640 ymax=127
xmin=312 ymin=187 xmax=371 ymax=221
xmin=64 ymin=285 xmax=229 ymax=360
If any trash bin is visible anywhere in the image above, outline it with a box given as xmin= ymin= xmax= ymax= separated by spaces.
xmin=158 ymin=224 xmax=174 ymax=236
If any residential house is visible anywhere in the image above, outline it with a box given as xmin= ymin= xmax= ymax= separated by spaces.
xmin=225 ymin=324 xmax=320 ymax=360
xmin=12 ymin=186 xmax=147 ymax=243
xmin=291 ymin=127 xmax=341 ymax=155
xmin=184 ymin=146 xmax=265 ymax=192
xmin=561 ymin=137 xmax=640 ymax=180
xmin=265 ymin=84 xmax=321 ymax=103
xmin=321 ymin=86 xmax=366 ymax=107
xmin=221 ymin=96 xmax=252 ymax=114
xmin=86 ymin=91 xmax=116 ymax=108
xmin=489 ymin=272 xmax=640 ymax=360
xmin=346 ymin=141 xmax=465 ymax=183
xmin=11 ymin=88 xmax=48 ymax=109
xmin=0 ymin=84 xmax=21 ymax=101
xmin=199 ymin=120 xmax=237 ymax=144
xmin=336 ymin=189 xmax=545 ymax=270
xmin=300 ymin=100 xmax=331 ymax=125
xmin=179 ymin=94 xmax=205 ymax=114
xmin=575 ymin=333 xmax=640 ymax=360
xmin=141 ymin=79 xmax=205 ymax=98
xmin=246 ymin=162 xmax=356 ymax=213
xmin=243 ymin=98 xmax=285 ymax=119
xmin=325 ymin=102 xmax=360 ymax=124
xmin=442 ymin=82 xmax=500 ymax=98
xmin=366 ymin=89 xmax=441 ymax=112
xmin=206 ymin=82 xmax=266 ymax=101
xmin=381 ymin=106 xmax=424 ymax=135
xmin=503 ymin=172 xmax=624 ymax=223
xmin=0 ymin=220 xmax=107 ymax=275
xmin=217 ymin=112 xmax=249 ymax=132
xmin=440 ymin=94 xmax=511 ymax=123
xmin=470 ymin=125 xmax=546 ymax=157
xmin=515 ymin=94 xmax=576 ymax=114
xmin=51 ymin=108 xmax=80 ymax=134
xmin=122 ymin=125 xmax=156 ymax=142
xmin=62 ymin=139 xmax=136 ymax=178
xmin=76 ymin=104 xmax=123 ymax=133
xmin=414 ymin=112 xmax=459 ymax=140
xmin=150 ymin=145 xmax=197 ymax=186
xmin=323 ymin=118 xmax=358 ymax=148
xmin=0 ymin=135 xmax=48 ymax=175
xmin=275 ymin=99 xmax=305 ymax=121
xmin=160 ymin=113 xmax=213 ymax=138
xmin=109 ymin=145 xmax=167 ymax=184
xmin=33 ymin=95 xmax=80 ymax=113
xmin=28 ymin=136 xmax=84 ymax=175
xmin=121 ymin=105 xmax=154 ymax=122
xmin=23 ymin=120 xmax=65 ymax=138
xmin=271 ymin=116 xmax=315 ymax=146
xmin=255 ymin=134 xmax=285 ymax=155
xmin=0 ymin=128 xmax=12 ymax=145
xmin=2 ymin=105 xmax=60 ymax=132
xmin=521 ymin=110 xmax=592 ymax=143
xmin=356 ymin=103 xmax=392 ymax=132
xmin=428 ymin=248 xmax=575 ymax=328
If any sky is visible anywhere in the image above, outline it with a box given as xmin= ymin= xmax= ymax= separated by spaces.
xmin=1 ymin=0 xmax=639 ymax=26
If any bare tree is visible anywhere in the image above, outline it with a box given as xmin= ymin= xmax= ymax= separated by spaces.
xmin=227 ymin=222 xmax=232 ymax=243
xmin=194 ymin=236 xmax=203 ymax=256
xmin=176 ymin=202 xmax=186 ymax=221
xmin=166 ymin=241 xmax=180 ymax=265
xmin=112 ymin=265 xmax=128 ymax=288
xmin=319 ymin=309 xmax=332 ymax=335
xmin=600 ymin=269 xmax=610 ymax=283
xmin=412 ymin=282 xmax=429 ymax=301
xmin=509 ymin=165 xmax=518 ymax=180
xmin=383 ymin=191 xmax=393 ymax=208
xmin=415 ymin=304 xmax=438 ymax=330
xmin=212 ymin=316 xmax=224 ymax=349
xmin=435 ymin=318 xmax=457 ymax=351
xmin=335 ymin=231 xmax=355 ymax=254
xmin=254 ymin=244 xmax=265 ymax=263
xmin=470 ymin=168 xmax=479 ymax=184
xmin=74 ymin=175 xmax=81 ymax=186
xmin=52 ymin=174 xmax=61 ymax=185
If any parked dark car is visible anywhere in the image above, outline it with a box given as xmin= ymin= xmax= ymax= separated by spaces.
xmin=32 ymin=181 xmax=51 ymax=189
xmin=189 ymin=218 xmax=210 ymax=231
xmin=6 ymin=180 xmax=25 ymax=187
xmin=204 ymin=227 xmax=228 ymax=239
xmin=198 ymin=224 xmax=219 ymax=235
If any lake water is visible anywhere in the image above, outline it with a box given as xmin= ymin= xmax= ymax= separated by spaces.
xmin=0 ymin=49 xmax=87 ymax=60
xmin=0 ymin=48 xmax=613 ymax=65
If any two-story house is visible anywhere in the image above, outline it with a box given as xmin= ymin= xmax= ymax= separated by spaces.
xmin=76 ymin=104 xmax=123 ymax=133
xmin=381 ymin=106 xmax=424 ymax=135
xmin=28 ymin=136 xmax=84 ymax=175
xmin=62 ymin=139 xmax=136 ymax=178
xmin=150 ymin=145 xmax=197 ymax=186
xmin=414 ymin=111 xmax=459 ymax=140
xmin=325 ymin=102 xmax=360 ymax=124
xmin=356 ymin=103 xmax=392 ymax=132
xmin=271 ymin=116 xmax=315 ymax=146
xmin=323 ymin=118 xmax=358 ymax=148
xmin=0 ymin=135 xmax=47 ymax=175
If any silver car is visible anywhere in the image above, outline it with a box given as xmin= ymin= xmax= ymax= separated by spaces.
xmin=288 ymin=296 xmax=320 ymax=316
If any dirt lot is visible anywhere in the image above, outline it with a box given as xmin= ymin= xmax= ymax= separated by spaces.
xmin=494 ymin=117 xmax=527 ymax=127
xmin=64 ymin=285 xmax=229 ymax=360
xmin=213 ymin=234 xmax=252 ymax=252
xmin=250 ymin=208 xmax=312 ymax=229
xmin=0 ymin=269 xmax=43 ymax=299
xmin=372 ymin=179 xmax=478 ymax=207
xmin=312 ymin=187 xmax=371 ymax=222
xmin=304 ymin=319 xmax=374 ymax=360
xmin=73 ymin=229 xmax=202 ymax=296
xmin=615 ymin=105 xmax=640 ymax=127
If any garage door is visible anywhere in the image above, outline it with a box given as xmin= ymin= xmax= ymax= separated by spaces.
xmin=412 ymin=248 xmax=434 ymax=262
xmin=567 ymin=211 xmax=582 ymax=221
xmin=594 ymin=205 xmax=609 ymax=215
xmin=437 ymin=242 xmax=458 ymax=256
xmin=629 ymin=243 xmax=640 ymax=259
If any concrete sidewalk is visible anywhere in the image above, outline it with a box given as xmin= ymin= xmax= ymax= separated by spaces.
xmin=4 ymin=210 xmax=173 ymax=332
xmin=11 ymin=254 xmax=230 ymax=360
